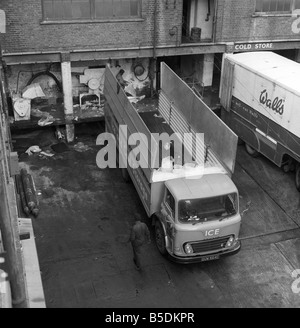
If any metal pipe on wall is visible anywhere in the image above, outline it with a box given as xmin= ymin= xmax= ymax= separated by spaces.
xmin=153 ymin=0 xmax=158 ymax=59
xmin=194 ymin=0 xmax=198 ymax=27
xmin=151 ymin=0 xmax=158 ymax=96
xmin=212 ymin=0 xmax=218 ymax=43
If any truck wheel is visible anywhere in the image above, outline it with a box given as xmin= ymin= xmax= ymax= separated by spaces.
xmin=155 ymin=221 xmax=167 ymax=255
xmin=238 ymin=138 xmax=244 ymax=146
xmin=121 ymin=168 xmax=130 ymax=183
xmin=245 ymin=143 xmax=259 ymax=158
xmin=295 ymin=164 xmax=300 ymax=191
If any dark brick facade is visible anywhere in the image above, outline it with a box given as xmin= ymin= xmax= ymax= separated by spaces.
xmin=0 ymin=0 xmax=183 ymax=54
xmin=216 ymin=0 xmax=300 ymax=42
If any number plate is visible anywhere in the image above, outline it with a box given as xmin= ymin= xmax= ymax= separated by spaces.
xmin=201 ymin=255 xmax=220 ymax=262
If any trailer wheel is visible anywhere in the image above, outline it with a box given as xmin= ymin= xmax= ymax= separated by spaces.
xmin=245 ymin=143 xmax=259 ymax=158
xmin=155 ymin=221 xmax=167 ymax=255
xmin=295 ymin=164 xmax=300 ymax=191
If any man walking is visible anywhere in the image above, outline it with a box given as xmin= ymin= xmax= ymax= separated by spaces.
xmin=130 ymin=213 xmax=151 ymax=271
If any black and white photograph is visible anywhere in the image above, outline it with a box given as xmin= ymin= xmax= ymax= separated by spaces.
xmin=0 ymin=0 xmax=300 ymax=313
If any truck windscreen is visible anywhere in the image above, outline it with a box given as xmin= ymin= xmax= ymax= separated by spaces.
xmin=178 ymin=193 xmax=238 ymax=224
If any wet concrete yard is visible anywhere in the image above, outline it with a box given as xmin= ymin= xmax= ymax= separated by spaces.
xmin=12 ymin=123 xmax=300 ymax=308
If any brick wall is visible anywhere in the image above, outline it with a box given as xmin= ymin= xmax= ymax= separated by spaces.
xmin=1 ymin=0 xmax=183 ymax=54
xmin=215 ymin=0 xmax=300 ymax=42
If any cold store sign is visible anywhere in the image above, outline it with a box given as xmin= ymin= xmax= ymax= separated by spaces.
xmin=234 ymin=42 xmax=274 ymax=51
xmin=0 ymin=10 xmax=6 ymax=34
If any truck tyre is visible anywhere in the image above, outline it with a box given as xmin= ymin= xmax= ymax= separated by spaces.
xmin=245 ymin=143 xmax=259 ymax=158
xmin=238 ymin=138 xmax=244 ymax=146
xmin=155 ymin=221 xmax=167 ymax=255
xmin=295 ymin=164 xmax=300 ymax=191
xmin=121 ymin=168 xmax=130 ymax=183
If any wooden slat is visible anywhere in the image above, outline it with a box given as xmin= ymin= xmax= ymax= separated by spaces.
xmin=104 ymin=65 xmax=158 ymax=181
xmin=161 ymin=62 xmax=237 ymax=175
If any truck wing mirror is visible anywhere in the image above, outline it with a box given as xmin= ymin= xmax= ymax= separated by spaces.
xmin=241 ymin=201 xmax=251 ymax=217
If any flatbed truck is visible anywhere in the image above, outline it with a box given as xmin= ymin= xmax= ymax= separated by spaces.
xmin=103 ymin=62 xmax=241 ymax=263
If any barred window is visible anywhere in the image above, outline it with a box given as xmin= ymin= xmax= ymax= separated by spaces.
xmin=255 ymin=0 xmax=300 ymax=12
xmin=42 ymin=0 xmax=140 ymax=21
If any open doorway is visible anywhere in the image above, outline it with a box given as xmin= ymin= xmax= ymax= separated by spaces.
xmin=182 ymin=0 xmax=215 ymax=43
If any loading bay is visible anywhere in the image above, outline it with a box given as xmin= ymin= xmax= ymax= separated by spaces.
xmin=14 ymin=123 xmax=300 ymax=308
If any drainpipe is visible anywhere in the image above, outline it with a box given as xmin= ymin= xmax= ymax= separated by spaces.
xmin=153 ymin=0 xmax=158 ymax=60
xmin=194 ymin=0 xmax=198 ymax=27
xmin=212 ymin=0 xmax=218 ymax=43
xmin=151 ymin=0 xmax=158 ymax=96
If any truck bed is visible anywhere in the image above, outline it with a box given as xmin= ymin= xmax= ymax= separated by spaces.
xmin=104 ymin=63 xmax=236 ymax=183
xmin=139 ymin=110 xmax=173 ymax=136
xmin=139 ymin=105 xmax=228 ymax=183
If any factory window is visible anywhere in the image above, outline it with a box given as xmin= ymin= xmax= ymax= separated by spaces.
xmin=255 ymin=0 xmax=300 ymax=13
xmin=42 ymin=0 xmax=140 ymax=21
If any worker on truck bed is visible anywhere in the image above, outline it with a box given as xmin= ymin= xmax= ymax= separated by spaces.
xmin=160 ymin=141 xmax=175 ymax=171
xmin=130 ymin=213 xmax=151 ymax=271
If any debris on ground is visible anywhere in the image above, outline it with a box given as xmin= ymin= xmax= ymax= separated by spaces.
xmin=25 ymin=145 xmax=42 ymax=156
xmin=40 ymin=151 xmax=55 ymax=158
xmin=16 ymin=174 xmax=30 ymax=216
xmin=31 ymin=108 xmax=45 ymax=117
xmin=38 ymin=114 xmax=55 ymax=127
xmin=18 ymin=168 xmax=39 ymax=217
xmin=51 ymin=142 xmax=70 ymax=153
xmin=22 ymin=83 xmax=45 ymax=100
xmin=73 ymin=142 xmax=93 ymax=152
xmin=55 ymin=127 xmax=65 ymax=140
xmin=128 ymin=95 xmax=146 ymax=104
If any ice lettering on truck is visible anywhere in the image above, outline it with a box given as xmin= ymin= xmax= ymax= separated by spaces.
xmin=204 ymin=229 xmax=220 ymax=237
xmin=259 ymin=89 xmax=284 ymax=115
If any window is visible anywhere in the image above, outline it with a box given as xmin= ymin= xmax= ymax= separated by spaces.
xmin=255 ymin=0 xmax=300 ymax=13
xmin=165 ymin=189 xmax=175 ymax=217
xmin=178 ymin=193 xmax=238 ymax=224
xmin=42 ymin=0 xmax=140 ymax=21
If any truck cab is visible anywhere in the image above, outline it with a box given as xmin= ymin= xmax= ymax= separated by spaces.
xmin=155 ymin=174 xmax=241 ymax=263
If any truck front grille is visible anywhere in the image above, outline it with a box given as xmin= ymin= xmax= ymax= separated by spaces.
xmin=190 ymin=236 xmax=231 ymax=253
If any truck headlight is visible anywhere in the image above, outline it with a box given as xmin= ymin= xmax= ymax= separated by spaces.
xmin=184 ymin=243 xmax=194 ymax=254
xmin=226 ymin=236 xmax=235 ymax=248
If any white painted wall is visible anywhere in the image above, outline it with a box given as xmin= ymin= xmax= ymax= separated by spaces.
xmin=189 ymin=0 xmax=215 ymax=40
xmin=180 ymin=54 xmax=214 ymax=87
xmin=7 ymin=57 xmax=152 ymax=102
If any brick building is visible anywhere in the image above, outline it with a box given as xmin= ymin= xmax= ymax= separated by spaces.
xmin=0 ymin=0 xmax=300 ymax=139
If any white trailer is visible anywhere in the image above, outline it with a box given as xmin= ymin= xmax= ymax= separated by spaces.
xmin=220 ymin=51 xmax=300 ymax=190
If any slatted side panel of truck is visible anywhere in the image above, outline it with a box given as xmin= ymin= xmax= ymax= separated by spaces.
xmin=159 ymin=62 xmax=238 ymax=176
xmin=104 ymin=65 xmax=158 ymax=215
